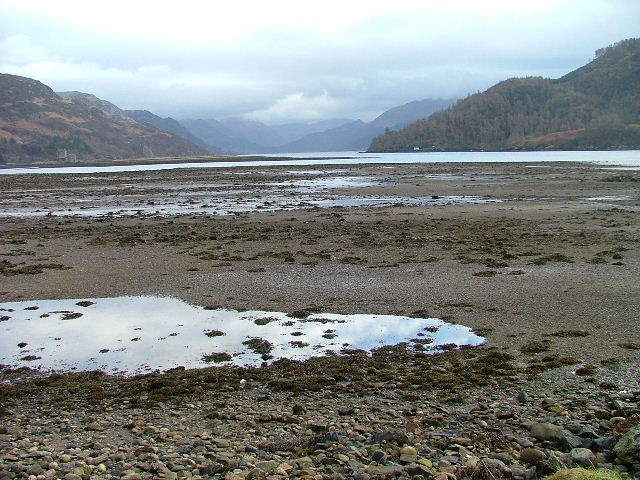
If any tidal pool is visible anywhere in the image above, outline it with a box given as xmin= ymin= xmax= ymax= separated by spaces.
xmin=0 ymin=296 xmax=484 ymax=375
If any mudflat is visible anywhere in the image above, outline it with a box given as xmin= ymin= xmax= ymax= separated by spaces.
xmin=2 ymin=161 xmax=638 ymax=361
xmin=1 ymin=160 xmax=639 ymax=479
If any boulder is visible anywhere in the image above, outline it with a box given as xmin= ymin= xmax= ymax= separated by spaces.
xmin=614 ymin=425 xmax=640 ymax=465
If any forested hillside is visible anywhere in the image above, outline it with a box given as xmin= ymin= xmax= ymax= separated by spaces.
xmin=369 ymin=39 xmax=640 ymax=152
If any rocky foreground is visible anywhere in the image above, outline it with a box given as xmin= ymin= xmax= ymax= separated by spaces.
xmin=1 ymin=349 xmax=639 ymax=480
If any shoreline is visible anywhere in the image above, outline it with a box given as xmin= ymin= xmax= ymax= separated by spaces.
xmin=0 ymin=154 xmax=365 ymax=171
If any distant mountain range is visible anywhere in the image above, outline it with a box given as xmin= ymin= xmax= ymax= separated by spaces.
xmin=0 ymin=75 xmax=208 ymax=164
xmin=369 ymin=38 xmax=640 ymax=152
xmin=179 ymin=98 xmax=455 ymax=154
xmin=123 ymin=109 xmax=218 ymax=152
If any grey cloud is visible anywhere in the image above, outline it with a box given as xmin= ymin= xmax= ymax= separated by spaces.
xmin=1 ymin=0 xmax=639 ymax=123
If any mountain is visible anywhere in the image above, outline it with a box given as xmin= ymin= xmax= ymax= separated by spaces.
xmin=0 ymin=74 xmax=209 ymax=164
xmin=369 ymin=38 xmax=640 ymax=152
xmin=180 ymin=98 xmax=454 ymax=154
xmin=180 ymin=118 xmax=266 ymax=154
xmin=55 ymin=93 xmax=216 ymax=153
xmin=222 ymin=118 xmax=286 ymax=148
xmin=272 ymin=120 xmax=370 ymax=153
xmin=271 ymin=98 xmax=455 ymax=153
xmin=56 ymin=91 xmax=137 ymax=125
xmin=368 ymin=99 xmax=456 ymax=130
xmin=124 ymin=109 xmax=218 ymax=152
xmin=270 ymin=119 xmax=355 ymax=143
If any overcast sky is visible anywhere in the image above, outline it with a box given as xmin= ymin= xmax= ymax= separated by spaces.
xmin=1 ymin=0 xmax=638 ymax=124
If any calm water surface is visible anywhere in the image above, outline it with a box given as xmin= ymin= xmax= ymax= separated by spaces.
xmin=1 ymin=150 xmax=639 ymax=175
xmin=0 ymin=296 xmax=484 ymax=374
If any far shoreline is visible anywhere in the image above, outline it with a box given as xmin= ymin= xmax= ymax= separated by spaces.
xmin=0 ymin=154 xmax=362 ymax=170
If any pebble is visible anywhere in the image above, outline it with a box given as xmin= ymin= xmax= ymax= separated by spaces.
xmin=1 ymin=369 xmax=638 ymax=480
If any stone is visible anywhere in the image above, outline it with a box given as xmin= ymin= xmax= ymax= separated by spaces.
xmin=593 ymin=436 xmax=615 ymax=450
xmin=400 ymin=446 xmax=418 ymax=456
xmin=26 ymin=464 xmax=44 ymax=475
xmin=405 ymin=463 xmax=432 ymax=476
xmin=400 ymin=453 xmax=418 ymax=464
xmin=614 ymin=425 xmax=640 ymax=465
xmin=292 ymin=404 xmax=306 ymax=415
xmin=247 ymin=468 xmax=266 ymax=480
xmin=556 ymin=430 xmax=584 ymax=451
xmin=371 ymin=431 xmax=395 ymax=443
xmin=524 ymin=466 xmax=538 ymax=480
xmin=371 ymin=450 xmax=386 ymax=462
xmin=122 ymin=474 xmax=142 ymax=480
xmin=529 ymin=423 xmax=562 ymax=442
xmin=365 ymin=464 xmax=404 ymax=477
xmin=569 ymin=448 xmax=597 ymax=467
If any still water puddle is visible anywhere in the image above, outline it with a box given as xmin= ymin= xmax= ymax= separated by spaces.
xmin=582 ymin=195 xmax=636 ymax=202
xmin=0 ymin=194 xmax=499 ymax=218
xmin=0 ymin=296 xmax=484 ymax=375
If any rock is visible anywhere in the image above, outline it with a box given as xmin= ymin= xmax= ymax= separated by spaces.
xmin=365 ymin=464 xmax=404 ymax=477
xmin=400 ymin=446 xmax=418 ymax=456
xmin=524 ymin=466 xmax=538 ymax=480
xmin=369 ymin=430 xmax=408 ymax=445
xmin=294 ymin=457 xmax=314 ymax=469
xmin=529 ymin=423 xmax=562 ymax=442
xmin=614 ymin=425 xmax=640 ymax=465
xmin=371 ymin=450 xmax=386 ymax=463
xmin=515 ymin=391 xmax=530 ymax=404
xmin=121 ymin=474 xmax=142 ymax=480
xmin=400 ymin=453 xmax=418 ymax=464
xmin=556 ymin=430 xmax=584 ymax=451
xmin=569 ymin=448 xmax=597 ymax=467
xmin=577 ymin=427 xmax=598 ymax=439
xmin=405 ymin=463 xmax=432 ymax=476
xmin=26 ymin=464 xmax=44 ymax=475
xmin=292 ymin=404 xmax=306 ymax=415
xmin=247 ymin=468 xmax=266 ymax=480
xmin=255 ymin=460 xmax=278 ymax=473
xmin=496 ymin=409 xmax=515 ymax=419
xmin=451 ymin=437 xmax=472 ymax=446
xmin=64 ymin=475 xmax=82 ymax=480
xmin=593 ymin=436 xmax=615 ymax=450
xmin=434 ymin=472 xmax=456 ymax=480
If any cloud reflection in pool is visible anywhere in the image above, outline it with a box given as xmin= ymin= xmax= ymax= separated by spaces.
xmin=0 ymin=296 xmax=484 ymax=375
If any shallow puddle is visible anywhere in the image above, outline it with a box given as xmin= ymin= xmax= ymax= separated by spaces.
xmin=0 ymin=296 xmax=483 ymax=375
xmin=0 ymin=193 xmax=499 ymax=218
xmin=582 ymin=195 xmax=636 ymax=202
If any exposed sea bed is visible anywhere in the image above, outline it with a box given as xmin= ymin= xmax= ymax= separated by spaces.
xmin=0 ymin=172 xmax=500 ymax=217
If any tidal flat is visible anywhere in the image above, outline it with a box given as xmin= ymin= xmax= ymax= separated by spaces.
xmin=1 ymin=160 xmax=639 ymax=479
